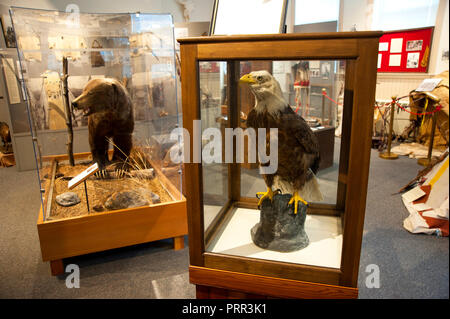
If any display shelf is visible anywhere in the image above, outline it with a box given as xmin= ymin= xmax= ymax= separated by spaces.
xmin=208 ymin=207 xmax=342 ymax=269
xmin=37 ymin=152 xmax=187 ymax=276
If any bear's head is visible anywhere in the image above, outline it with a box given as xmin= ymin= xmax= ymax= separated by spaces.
xmin=72 ymin=78 xmax=124 ymax=116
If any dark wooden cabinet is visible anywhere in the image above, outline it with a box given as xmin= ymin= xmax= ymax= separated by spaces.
xmin=179 ymin=32 xmax=381 ymax=299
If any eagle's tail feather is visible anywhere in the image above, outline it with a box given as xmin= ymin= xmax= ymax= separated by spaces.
xmin=299 ymin=173 xmax=324 ymax=202
xmin=311 ymin=155 xmax=320 ymax=175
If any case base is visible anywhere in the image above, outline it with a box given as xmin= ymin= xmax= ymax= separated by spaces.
xmin=190 ymin=265 xmax=358 ymax=299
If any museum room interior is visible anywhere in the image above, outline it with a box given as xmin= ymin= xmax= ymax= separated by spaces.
xmin=0 ymin=0 xmax=448 ymax=299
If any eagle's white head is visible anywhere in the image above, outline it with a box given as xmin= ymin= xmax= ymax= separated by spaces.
xmin=239 ymin=70 xmax=287 ymax=114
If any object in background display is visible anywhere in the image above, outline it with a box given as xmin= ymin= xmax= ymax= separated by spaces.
xmin=406 ymin=40 xmax=423 ymax=51
xmin=17 ymin=35 xmax=41 ymax=61
xmin=240 ymin=70 xmax=323 ymax=252
xmin=0 ymin=121 xmax=12 ymax=153
xmin=321 ymin=63 xmax=331 ymax=79
xmin=406 ymin=52 xmax=420 ymax=69
xmin=48 ymin=35 xmax=85 ymax=61
xmin=1 ymin=15 xmax=16 ymax=48
xmin=90 ymin=40 xmax=105 ymax=67
xmin=292 ymin=61 xmax=310 ymax=118
xmin=71 ymin=78 xmax=134 ymax=178
xmin=408 ymin=71 xmax=449 ymax=150
xmin=43 ymin=71 xmax=66 ymax=130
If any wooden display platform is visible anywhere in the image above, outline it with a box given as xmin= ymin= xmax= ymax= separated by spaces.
xmin=191 ymin=266 xmax=357 ymax=299
xmin=37 ymin=152 xmax=187 ymax=276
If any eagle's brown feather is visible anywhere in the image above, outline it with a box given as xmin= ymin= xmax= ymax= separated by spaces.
xmin=246 ymin=105 xmax=320 ymax=192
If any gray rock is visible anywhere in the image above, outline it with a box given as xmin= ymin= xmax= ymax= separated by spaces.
xmin=129 ymin=169 xmax=155 ymax=179
xmin=55 ymin=192 xmax=81 ymax=207
xmin=251 ymin=193 xmax=309 ymax=252
xmin=135 ymin=187 xmax=161 ymax=204
xmin=104 ymin=190 xmax=150 ymax=210
xmin=93 ymin=204 xmax=104 ymax=212
xmin=150 ymin=192 xmax=161 ymax=204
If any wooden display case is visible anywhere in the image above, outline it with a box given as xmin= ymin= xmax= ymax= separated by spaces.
xmin=10 ymin=8 xmax=187 ymax=276
xmin=179 ymin=32 xmax=381 ymax=298
xmin=37 ymin=152 xmax=187 ymax=276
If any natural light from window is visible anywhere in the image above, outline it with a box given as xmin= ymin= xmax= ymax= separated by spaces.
xmin=372 ymin=0 xmax=439 ymax=30
xmin=295 ymin=0 xmax=340 ymax=25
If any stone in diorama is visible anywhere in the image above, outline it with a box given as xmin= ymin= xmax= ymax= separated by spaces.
xmin=240 ymin=70 xmax=323 ymax=252
xmin=71 ymin=78 xmax=134 ymax=177
xmin=55 ymin=192 xmax=81 ymax=207
xmin=251 ymin=193 xmax=309 ymax=252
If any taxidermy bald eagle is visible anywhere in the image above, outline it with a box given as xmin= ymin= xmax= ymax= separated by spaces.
xmin=240 ymin=70 xmax=323 ymax=214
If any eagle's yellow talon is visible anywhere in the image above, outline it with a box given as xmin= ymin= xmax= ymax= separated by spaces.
xmin=288 ymin=191 xmax=308 ymax=214
xmin=256 ymin=187 xmax=274 ymax=206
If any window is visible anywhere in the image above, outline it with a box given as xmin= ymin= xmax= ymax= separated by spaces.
xmin=372 ymin=0 xmax=439 ymax=30
xmin=295 ymin=0 xmax=340 ymax=25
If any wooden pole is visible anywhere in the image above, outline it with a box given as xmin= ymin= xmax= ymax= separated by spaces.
xmin=321 ymin=88 xmax=326 ymax=125
xmin=84 ymin=180 xmax=90 ymax=213
xmin=379 ymin=96 xmax=399 ymax=159
xmin=62 ymin=57 xmax=75 ymax=166
xmin=418 ymin=97 xmax=439 ymax=166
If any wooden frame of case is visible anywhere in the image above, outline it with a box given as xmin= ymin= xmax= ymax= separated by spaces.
xmin=37 ymin=152 xmax=187 ymax=276
xmin=178 ymin=32 xmax=381 ymax=298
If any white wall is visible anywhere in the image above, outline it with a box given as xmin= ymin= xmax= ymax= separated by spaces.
xmin=430 ymin=0 xmax=449 ymax=74
xmin=340 ymin=0 xmax=373 ymax=31
xmin=0 ymin=0 xmax=215 ymax=23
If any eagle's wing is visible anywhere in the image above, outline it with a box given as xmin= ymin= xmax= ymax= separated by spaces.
xmin=245 ymin=108 xmax=259 ymax=129
xmin=281 ymin=106 xmax=320 ymax=156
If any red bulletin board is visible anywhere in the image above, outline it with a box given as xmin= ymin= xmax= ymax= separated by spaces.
xmin=377 ymin=27 xmax=434 ymax=73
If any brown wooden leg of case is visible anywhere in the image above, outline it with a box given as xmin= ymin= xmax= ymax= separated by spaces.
xmin=196 ymin=285 xmax=210 ymax=299
xmin=173 ymin=236 xmax=185 ymax=250
xmin=50 ymin=259 xmax=64 ymax=276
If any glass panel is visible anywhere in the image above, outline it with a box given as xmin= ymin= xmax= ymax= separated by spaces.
xmin=10 ymin=8 xmax=181 ymax=222
xmin=199 ymin=61 xmax=229 ymax=232
xmin=240 ymin=60 xmax=344 ymax=205
xmin=202 ymin=59 xmax=346 ymax=269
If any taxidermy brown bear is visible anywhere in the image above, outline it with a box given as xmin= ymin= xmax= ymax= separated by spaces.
xmin=72 ymin=78 xmax=134 ymax=177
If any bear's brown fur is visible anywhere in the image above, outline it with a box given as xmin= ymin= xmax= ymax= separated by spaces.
xmin=72 ymin=78 xmax=134 ymax=173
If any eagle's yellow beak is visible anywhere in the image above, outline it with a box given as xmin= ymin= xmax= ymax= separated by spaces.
xmin=239 ymin=73 xmax=256 ymax=84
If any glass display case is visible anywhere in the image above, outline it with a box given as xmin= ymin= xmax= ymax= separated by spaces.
xmin=10 ymin=7 xmax=186 ymax=275
xmin=179 ymin=32 xmax=381 ymax=298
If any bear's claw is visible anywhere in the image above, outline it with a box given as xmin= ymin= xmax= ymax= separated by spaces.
xmin=94 ymin=169 xmax=109 ymax=179
xmin=115 ymin=169 xmax=126 ymax=179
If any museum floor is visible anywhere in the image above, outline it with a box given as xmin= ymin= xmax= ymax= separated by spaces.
xmin=0 ymin=144 xmax=448 ymax=299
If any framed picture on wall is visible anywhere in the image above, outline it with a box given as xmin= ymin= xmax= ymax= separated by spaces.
xmin=1 ymin=15 xmax=17 ymax=48
xmin=377 ymin=27 xmax=433 ymax=73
